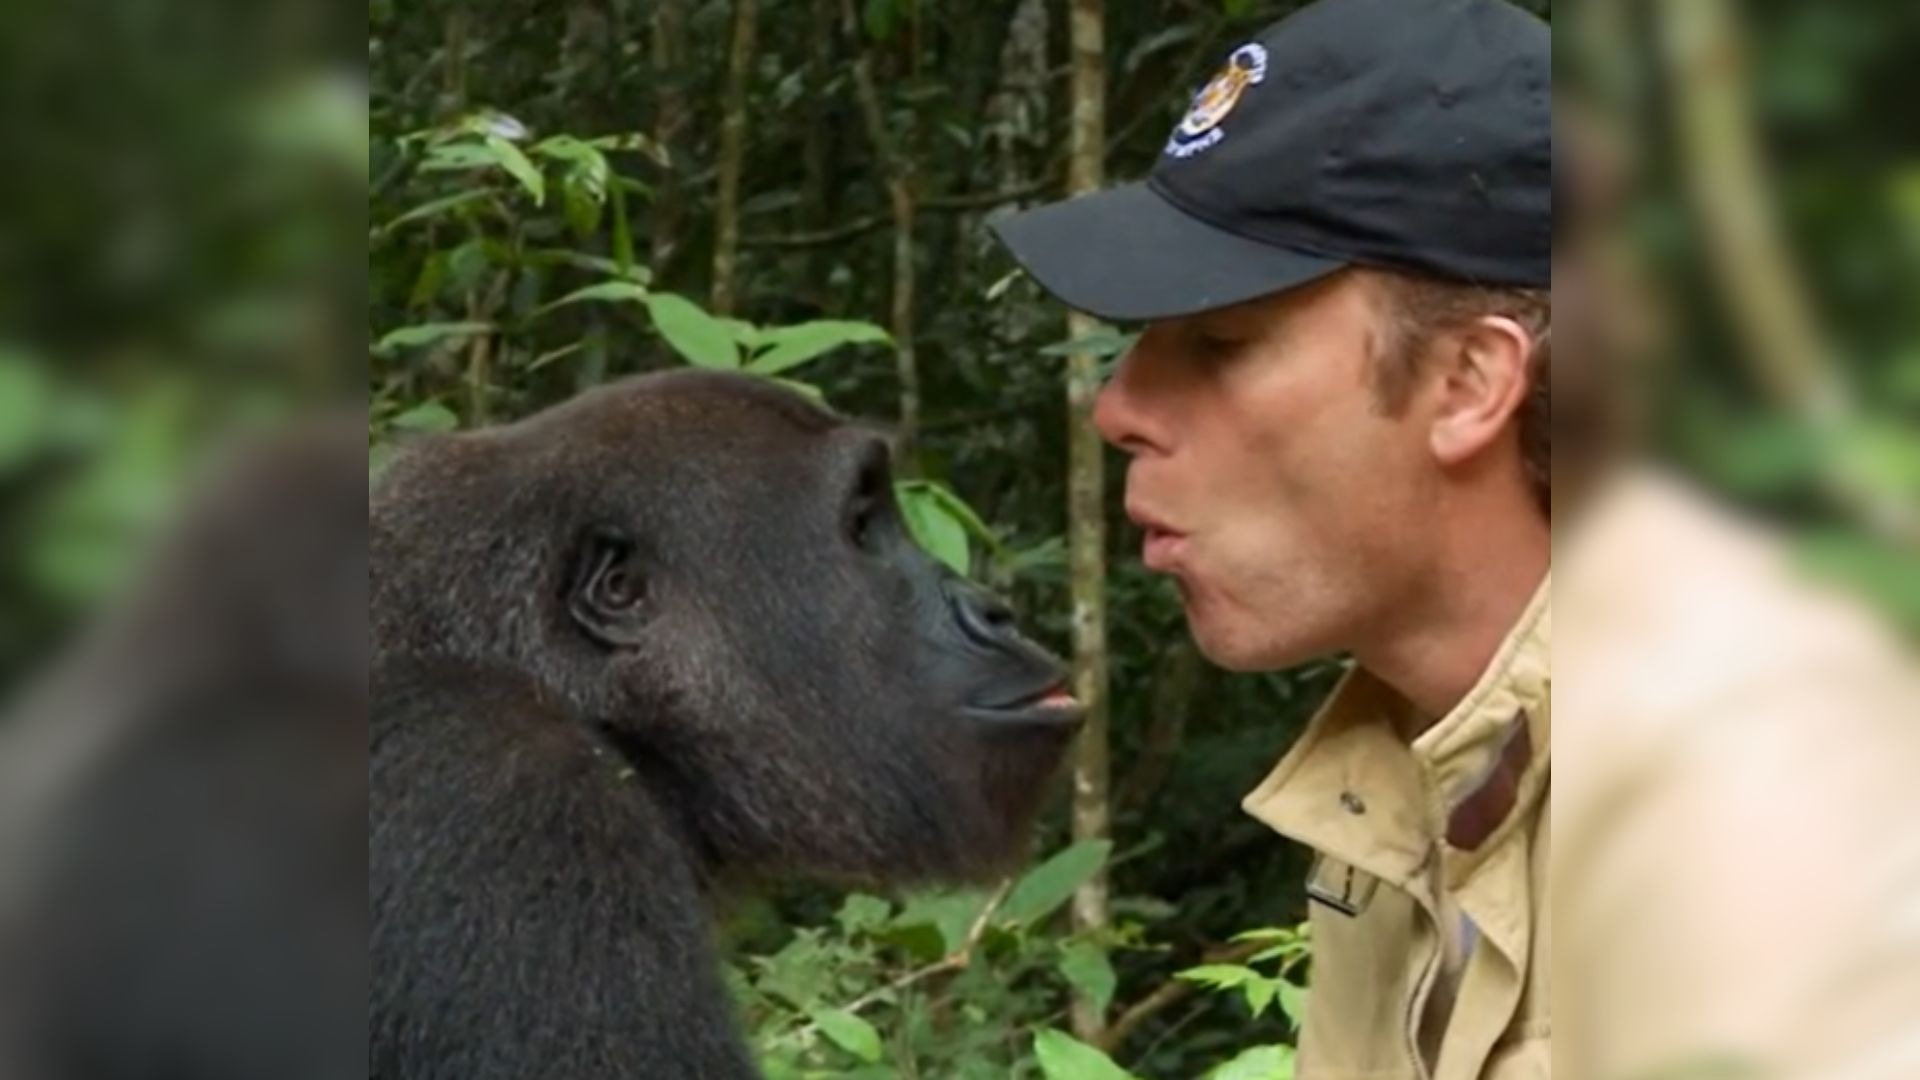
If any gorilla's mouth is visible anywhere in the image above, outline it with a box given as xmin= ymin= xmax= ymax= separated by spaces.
xmin=967 ymin=682 xmax=1084 ymax=729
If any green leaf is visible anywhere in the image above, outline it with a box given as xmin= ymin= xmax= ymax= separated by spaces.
xmin=1230 ymin=928 xmax=1301 ymax=944
xmin=0 ymin=353 xmax=54 ymax=472
xmin=1057 ymin=941 xmax=1117 ymax=1015
xmin=719 ymin=317 xmax=762 ymax=344
xmin=373 ymin=321 xmax=494 ymax=356
xmin=889 ymin=890 xmax=989 ymax=956
xmin=589 ymin=130 xmax=672 ymax=167
xmin=1243 ymin=976 xmax=1276 ymax=1018
xmin=389 ymin=401 xmax=460 ymax=434
xmin=643 ymin=292 xmax=739 ymax=369
xmin=1003 ymin=840 xmax=1113 ymax=927
xmin=1177 ymin=964 xmax=1257 ymax=990
xmin=768 ymin=377 xmax=827 ymax=404
xmin=1037 ymin=329 xmax=1138 ymax=359
xmin=915 ymin=481 xmax=1003 ymax=554
xmin=528 ymin=342 xmax=587 ymax=373
xmin=1033 ymin=1029 xmax=1139 ymax=1080
xmin=562 ymin=172 xmax=604 ymax=238
xmin=375 ymin=189 xmax=492 ymax=237
xmin=522 ymin=249 xmax=650 ymax=284
xmin=811 ymin=1009 xmax=883 ymax=1064
xmin=611 ymin=182 xmax=636 ymax=275
xmin=1206 ymin=1044 xmax=1296 ymax=1080
xmin=897 ymin=485 xmax=971 ymax=575
xmin=421 ymin=142 xmax=500 ymax=172
xmin=745 ymin=320 xmax=893 ymax=376
xmin=486 ymin=134 xmax=546 ymax=205
xmin=408 ymin=251 xmax=449 ymax=308
xmin=836 ymin=894 xmax=892 ymax=934
xmin=1277 ymin=980 xmax=1309 ymax=1028
xmin=530 ymin=134 xmax=605 ymax=170
xmin=537 ymin=280 xmax=650 ymax=315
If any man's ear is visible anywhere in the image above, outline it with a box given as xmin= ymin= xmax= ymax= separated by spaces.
xmin=1427 ymin=315 xmax=1536 ymax=467
xmin=568 ymin=529 xmax=650 ymax=648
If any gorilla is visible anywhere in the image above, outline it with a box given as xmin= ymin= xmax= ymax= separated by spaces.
xmin=0 ymin=417 xmax=367 ymax=1080
xmin=370 ymin=370 xmax=1082 ymax=1080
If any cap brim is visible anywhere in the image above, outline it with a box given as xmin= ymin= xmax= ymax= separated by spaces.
xmin=989 ymin=183 xmax=1344 ymax=322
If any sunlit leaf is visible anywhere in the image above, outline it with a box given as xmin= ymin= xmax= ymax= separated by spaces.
xmin=898 ymin=486 xmax=971 ymax=574
xmin=389 ymin=401 xmax=460 ymax=434
xmin=747 ymin=320 xmax=893 ymax=376
xmin=835 ymin=895 xmax=893 ymax=935
xmin=590 ymin=131 xmax=672 ymax=168
xmin=811 ymin=1009 xmax=883 ymax=1063
xmin=644 ymin=292 xmax=739 ymax=369
xmin=537 ymin=280 xmax=650 ymax=315
xmin=421 ymin=143 xmax=500 ymax=172
xmin=1177 ymin=964 xmax=1257 ymax=990
xmin=373 ymin=322 xmax=494 ymax=356
xmin=485 ymin=134 xmax=546 ymax=205
xmin=768 ymin=377 xmax=827 ymax=404
xmin=1033 ymin=1028 xmax=1139 ymax=1080
xmin=1057 ymin=941 xmax=1117 ymax=1015
xmin=1205 ymin=1044 xmax=1296 ymax=1080
xmin=1244 ymin=977 xmax=1277 ymax=1018
xmin=1277 ymin=980 xmax=1308 ymax=1028
xmin=1037 ymin=329 xmax=1138 ymax=359
xmin=611 ymin=183 xmax=636 ymax=275
xmin=1003 ymin=840 xmax=1113 ymax=926
xmin=375 ymin=189 xmax=492 ymax=237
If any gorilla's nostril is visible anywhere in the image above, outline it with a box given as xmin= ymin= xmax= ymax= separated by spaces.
xmin=979 ymin=596 xmax=1014 ymax=628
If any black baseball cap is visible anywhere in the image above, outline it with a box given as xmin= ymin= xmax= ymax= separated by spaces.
xmin=991 ymin=0 xmax=1550 ymax=322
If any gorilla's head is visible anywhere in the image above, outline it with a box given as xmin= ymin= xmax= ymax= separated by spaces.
xmin=372 ymin=371 xmax=1081 ymax=885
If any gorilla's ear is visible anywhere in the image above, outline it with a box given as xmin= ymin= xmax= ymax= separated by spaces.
xmin=568 ymin=529 xmax=650 ymax=648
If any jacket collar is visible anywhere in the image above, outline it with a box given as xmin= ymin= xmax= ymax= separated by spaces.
xmin=1242 ymin=578 xmax=1552 ymax=892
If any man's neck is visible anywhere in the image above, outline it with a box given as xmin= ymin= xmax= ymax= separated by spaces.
xmin=1356 ymin=504 xmax=1550 ymax=735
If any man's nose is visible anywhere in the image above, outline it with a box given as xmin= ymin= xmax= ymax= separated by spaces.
xmin=1092 ymin=347 xmax=1165 ymax=456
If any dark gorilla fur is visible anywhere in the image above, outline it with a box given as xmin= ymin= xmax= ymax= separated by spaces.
xmin=371 ymin=371 xmax=1081 ymax=1080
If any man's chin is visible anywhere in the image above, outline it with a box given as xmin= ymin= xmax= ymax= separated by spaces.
xmin=1186 ymin=611 xmax=1331 ymax=674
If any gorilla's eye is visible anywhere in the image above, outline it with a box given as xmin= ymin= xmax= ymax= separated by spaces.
xmin=599 ymin=567 xmax=639 ymax=608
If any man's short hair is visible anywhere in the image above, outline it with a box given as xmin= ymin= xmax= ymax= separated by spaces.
xmin=1366 ymin=270 xmax=1552 ymax=516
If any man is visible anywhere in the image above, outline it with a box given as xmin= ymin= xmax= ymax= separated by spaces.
xmin=991 ymin=0 xmax=1550 ymax=1077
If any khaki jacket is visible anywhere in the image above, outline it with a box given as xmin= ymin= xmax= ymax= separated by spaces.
xmin=1244 ymin=582 xmax=1551 ymax=1080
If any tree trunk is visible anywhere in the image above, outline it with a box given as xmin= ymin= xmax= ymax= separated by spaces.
xmin=442 ymin=8 xmax=469 ymax=113
xmin=799 ymin=0 xmax=835 ymax=233
xmin=989 ymin=0 xmax=1050 ymax=197
xmin=710 ymin=0 xmax=759 ymax=316
xmin=975 ymin=0 xmax=1049 ymax=323
xmin=649 ymin=0 xmax=687 ymax=283
xmin=840 ymin=0 xmax=921 ymax=459
xmin=1063 ymin=0 xmax=1111 ymax=1045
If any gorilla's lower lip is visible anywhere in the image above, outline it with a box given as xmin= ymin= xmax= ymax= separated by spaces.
xmin=968 ymin=684 xmax=1084 ymax=728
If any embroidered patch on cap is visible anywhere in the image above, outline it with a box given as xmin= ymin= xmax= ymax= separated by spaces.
xmin=1165 ymin=43 xmax=1269 ymax=160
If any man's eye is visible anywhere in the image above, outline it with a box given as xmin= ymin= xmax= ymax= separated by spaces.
xmin=1195 ymin=333 xmax=1241 ymax=358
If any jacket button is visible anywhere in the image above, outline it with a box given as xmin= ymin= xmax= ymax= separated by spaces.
xmin=1339 ymin=791 xmax=1367 ymax=815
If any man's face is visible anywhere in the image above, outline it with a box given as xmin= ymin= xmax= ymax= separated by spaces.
xmin=1093 ymin=270 xmax=1439 ymax=672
